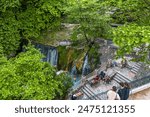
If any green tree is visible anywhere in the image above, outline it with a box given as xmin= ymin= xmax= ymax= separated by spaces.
xmin=62 ymin=0 xmax=112 ymax=69
xmin=102 ymin=0 xmax=150 ymax=63
xmin=104 ymin=0 xmax=150 ymax=24
xmin=55 ymin=73 xmax=73 ymax=99
xmin=0 ymin=45 xmax=72 ymax=99
xmin=0 ymin=0 xmax=65 ymax=55
xmin=64 ymin=0 xmax=111 ymax=49
xmin=113 ymin=24 xmax=150 ymax=63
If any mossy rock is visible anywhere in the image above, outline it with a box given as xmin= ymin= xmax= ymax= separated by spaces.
xmin=57 ymin=45 xmax=88 ymax=72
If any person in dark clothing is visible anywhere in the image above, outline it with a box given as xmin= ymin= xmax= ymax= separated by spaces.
xmin=71 ymin=94 xmax=77 ymax=100
xmin=121 ymin=59 xmax=128 ymax=68
xmin=118 ymin=82 xmax=126 ymax=100
xmin=118 ymin=82 xmax=131 ymax=100
xmin=99 ymin=71 xmax=106 ymax=80
xmin=71 ymin=91 xmax=83 ymax=100
xmin=124 ymin=82 xmax=131 ymax=100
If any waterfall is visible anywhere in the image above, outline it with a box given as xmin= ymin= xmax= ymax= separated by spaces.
xmin=71 ymin=65 xmax=77 ymax=76
xmin=47 ymin=49 xmax=51 ymax=63
xmin=34 ymin=43 xmax=58 ymax=66
xmin=50 ymin=49 xmax=58 ymax=66
xmin=82 ymin=55 xmax=90 ymax=76
xmin=46 ymin=48 xmax=58 ymax=66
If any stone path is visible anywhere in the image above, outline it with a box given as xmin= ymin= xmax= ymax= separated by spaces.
xmin=77 ymin=63 xmax=138 ymax=100
xmin=70 ymin=41 xmax=150 ymax=100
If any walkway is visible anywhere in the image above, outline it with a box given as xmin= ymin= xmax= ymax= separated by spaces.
xmin=70 ymin=58 xmax=146 ymax=100
xmin=69 ymin=40 xmax=150 ymax=100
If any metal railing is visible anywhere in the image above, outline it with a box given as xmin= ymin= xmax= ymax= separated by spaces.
xmin=71 ymin=56 xmax=149 ymax=100
xmin=84 ymin=75 xmax=150 ymax=100
xmin=130 ymin=75 xmax=150 ymax=89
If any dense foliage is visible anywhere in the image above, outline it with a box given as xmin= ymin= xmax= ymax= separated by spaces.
xmin=113 ymin=24 xmax=150 ymax=63
xmin=63 ymin=0 xmax=111 ymax=67
xmin=0 ymin=0 xmax=149 ymax=100
xmin=105 ymin=0 xmax=150 ymax=24
xmin=65 ymin=0 xmax=111 ymax=43
xmin=0 ymin=45 xmax=72 ymax=99
xmin=106 ymin=0 xmax=150 ymax=63
xmin=0 ymin=0 xmax=65 ymax=55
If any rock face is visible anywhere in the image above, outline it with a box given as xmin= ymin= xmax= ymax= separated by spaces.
xmin=129 ymin=88 xmax=150 ymax=100
xmin=33 ymin=42 xmax=101 ymax=76
xmin=32 ymin=23 xmax=103 ymax=75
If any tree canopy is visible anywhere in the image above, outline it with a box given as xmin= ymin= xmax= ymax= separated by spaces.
xmin=0 ymin=0 xmax=65 ymax=55
xmin=106 ymin=0 xmax=150 ymax=63
xmin=0 ymin=45 xmax=72 ymax=99
xmin=1 ymin=0 xmax=149 ymax=62
xmin=0 ymin=0 xmax=150 ymax=100
xmin=113 ymin=24 xmax=150 ymax=63
xmin=63 ymin=0 xmax=150 ymax=63
xmin=105 ymin=0 xmax=150 ymax=24
xmin=65 ymin=0 xmax=111 ymax=43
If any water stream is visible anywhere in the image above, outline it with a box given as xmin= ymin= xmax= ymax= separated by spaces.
xmin=34 ymin=43 xmax=58 ymax=66
xmin=82 ymin=55 xmax=91 ymax=76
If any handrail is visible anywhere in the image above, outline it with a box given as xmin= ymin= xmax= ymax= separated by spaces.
xmin=71 ymin=59 xmax=149 ymax=100
xmin=70 ymin=63 xmax=107 ymax=97
xmin=84 ymin=75 xmax=150 ymax=100
xmin=130 ymin=75 xmax=150 ymax=89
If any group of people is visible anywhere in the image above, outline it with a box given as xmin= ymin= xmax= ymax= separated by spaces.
xmin=107 ymin=82 xmax=131 ymax=100
xmin=90 ymin=71 xmax=105 ymax=86
xmin=90 ymin=70 xmax=114 ymax=86
xmin=71 ymin=82 xmax=130 ymax=100
xmin=98 ymin=71 xmax=113 ymax=84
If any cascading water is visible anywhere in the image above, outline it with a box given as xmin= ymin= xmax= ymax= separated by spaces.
xmin=47 ymin=48 xmax=58 ymax=66
xmin=47 ymin=49 xmax=51 ymax=63
xmin=71 ymin=65 xmax=77 ymax=76
xmin=50 ymin=49 xmax=58 ymax=66
xmin=34 ymin=43 xmax=58 ymax=66
xmin=82 ymin=55 xmax=91 ymax=76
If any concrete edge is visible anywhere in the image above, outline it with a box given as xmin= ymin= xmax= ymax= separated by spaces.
xmin=130 ymin=82 xmax=150 ymax=95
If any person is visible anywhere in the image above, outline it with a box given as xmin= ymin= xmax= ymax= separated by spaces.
xmin=99 ymin=71 xmax=106 ymax=80
xmin=93 ymin=75 xmax=99 ymax=81
xmin=118 ymin=82 xmax=131 ymax=100
xmin=118 ymin=82 xmax=126 ymax=100
xmin=121 ymin=58 xmax=128 ymax=68
xmin=90 ymin=75 xmax=100 ymax=86
xmin=71 ymin=91 xmax=83 ymax=100
xmin=71 ymin=94 xmax=77 ymax=100
xmin=107 ymin=86 xmax=120 ymax=100
xmin=124 ymin=82 xmax=131 ymax=100
xmin=104 ymin=75 xmax=111 ymax=84
xmin=106 ymin=59 xmax=112 ymax=69
xmin=112 ymin=60 xmax=118 ymax=67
